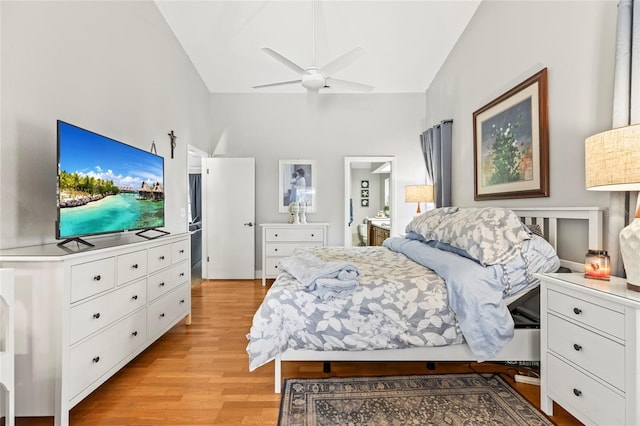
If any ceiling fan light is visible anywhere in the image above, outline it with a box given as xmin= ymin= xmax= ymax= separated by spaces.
xmin=301 ymin=73 xmax=325 ymax=91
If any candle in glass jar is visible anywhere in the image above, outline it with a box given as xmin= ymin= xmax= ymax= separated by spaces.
xmin=584 ymin=249 xmax=611 ymax=280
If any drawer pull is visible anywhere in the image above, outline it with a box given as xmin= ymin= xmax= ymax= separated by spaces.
xmin=274 ymin=233 xmax=278 ymax=237
xmin=132 ymin=264 xmax=139 ymax=269
xmin=573 ymin=388 xmax=582 ymax=397
xmin=179 ymin=249 xmax=185 ymax=254
xmin=92 ymin=356 xmax=100 ymax=363
xmin=159 ymin=282 xmax=165 ymax=287
xmin=93 ymin=275 xmax=101 ymax=281
xmin=573 ymin=343 xmax=583 ymax=351
xmin=159 ymin=255 xmax=165 ymax=260
xmin=275 ymin=265 xmax=278 ymax=269
xmin=132 ymin=295 xmax=138 ymax=300
xmin=180 ymin=299 xmax=185 ymax=304
xmin=132 ymin=331 xmax=138 ymax=337
xmin=274 ymin=248 xmax=278 ymax=252
xmin=93 ymin=313 xmax=101 ymax=319
xmin=311 ymin=234 xmax=315 ymax=237
xmin=180 ymin=272 xmax=185 ymax=277
xmin=160 ymin=313 xmax=165 ymax=318
xmin=573 ymin=307 xmax=582 ymax=315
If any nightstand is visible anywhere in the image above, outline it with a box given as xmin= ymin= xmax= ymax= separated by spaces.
xmin=536 ymin=272 xmax=640 ymax=425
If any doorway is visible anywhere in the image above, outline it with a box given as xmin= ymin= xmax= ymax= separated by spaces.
xmin=187 ymin=145 xmax=208 ymax=285
xmin=343 ymin=156 xmax=395 ymax=247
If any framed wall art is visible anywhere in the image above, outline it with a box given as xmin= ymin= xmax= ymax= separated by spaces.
xmin=279 ymin=159 xmax=316 ymax=213
xmin=473 ymin=68 xmax=549 ymax=201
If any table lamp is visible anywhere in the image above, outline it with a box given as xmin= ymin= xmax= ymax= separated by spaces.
xmin=405 ymin=185 xmax=434 ymax=215
xmin=585 ymin=123 xmax=640 ymax=290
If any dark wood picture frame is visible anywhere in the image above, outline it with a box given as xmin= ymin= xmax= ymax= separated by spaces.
xmin=473 ymin=68 xmax=549 ymax=201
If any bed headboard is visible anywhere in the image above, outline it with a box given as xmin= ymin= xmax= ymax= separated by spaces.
xmin=510 ymin=207 xmax=606 ymax=272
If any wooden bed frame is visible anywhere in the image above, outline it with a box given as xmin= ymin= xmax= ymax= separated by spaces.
xmin=272 ymin=207 xmax=605 ymax=393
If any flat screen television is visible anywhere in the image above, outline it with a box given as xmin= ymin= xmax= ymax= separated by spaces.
xmin=56 ymin=120 xmax=166 ymax=247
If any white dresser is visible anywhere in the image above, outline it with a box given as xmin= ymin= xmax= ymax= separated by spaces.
xmin=0 ymin=268 xmax=15 ymax=426
xmin=0 ymin=233 xmax=191 ymax=426
xmin=260 ymin=223 xmax=328 ymax=286
xmin=537 ymin=272 xmax=640 ymax=426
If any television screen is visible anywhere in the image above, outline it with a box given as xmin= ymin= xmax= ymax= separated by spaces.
xmin=56 ymin=120 xmax=165 ymax=242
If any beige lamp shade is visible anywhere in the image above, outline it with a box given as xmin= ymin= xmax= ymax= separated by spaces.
xmin=585 ymin=123 xmax=640 ymax=291
xmin=405 ymin=185 xmax=434 ymax=214
xmin=585 ymin=124 xmax=640 ymax=191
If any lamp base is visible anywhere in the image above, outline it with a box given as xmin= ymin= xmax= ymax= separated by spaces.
xmin=620 ymin=218 xmax=640 ymax=290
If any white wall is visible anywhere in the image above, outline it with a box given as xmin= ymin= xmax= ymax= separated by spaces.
xmin=210 ymin=93 xmax=426 ymax=263
xmin=0 ymin=1 xmax=212 ymax=249
xmin=425 ymin=0 xmax=616 ymax=209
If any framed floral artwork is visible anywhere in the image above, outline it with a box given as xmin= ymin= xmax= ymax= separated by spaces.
xmin=473 ymin=68 xmax=549 ymax=200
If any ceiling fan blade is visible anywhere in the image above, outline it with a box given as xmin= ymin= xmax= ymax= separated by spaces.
xmin=253 ymin=79 xmax=302 ymax=89
xmin=319 ymin=47 xmax=366 ymax=77
xmin=325 ymin=77 xmax=374 ymax=92
xmin=261 ymin=48 xmax=309 ymax=76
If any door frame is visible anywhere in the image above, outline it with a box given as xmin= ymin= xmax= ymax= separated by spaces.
xmin=343 ymin=156 xmax=395 ymax=247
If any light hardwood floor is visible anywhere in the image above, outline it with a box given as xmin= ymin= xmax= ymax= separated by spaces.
xmin=15 ymin=279 xmax=581 ymax=425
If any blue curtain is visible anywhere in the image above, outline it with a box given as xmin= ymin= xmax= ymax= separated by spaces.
xmin=188 ymin=174 xmax=202 ymax=223
xmin=420 ymin=120 xmax=453 ymax=207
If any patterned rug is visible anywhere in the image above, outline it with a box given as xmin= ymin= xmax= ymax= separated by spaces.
xmin=278 ymin=373 xmax=552 ymax=426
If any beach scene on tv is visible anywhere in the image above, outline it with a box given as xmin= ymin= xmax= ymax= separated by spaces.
xmin=58 ymin=122 xmax=164 ymax=238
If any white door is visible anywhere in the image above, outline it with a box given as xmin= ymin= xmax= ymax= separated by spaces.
xmin=202 ymin=157 xmax=255 ymax=279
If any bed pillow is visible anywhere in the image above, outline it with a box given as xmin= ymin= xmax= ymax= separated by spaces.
xmin=404 ymin=229 xmax=559 ymax=296
xmin=406 ymin=207 xmax=531 ymax=266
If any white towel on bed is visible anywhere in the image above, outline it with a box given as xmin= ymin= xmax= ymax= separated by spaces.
xmin=278 ymin=254 xmax=360 ymax=300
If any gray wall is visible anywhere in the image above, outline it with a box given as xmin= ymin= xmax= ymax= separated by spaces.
xmin=0 ymin=0 xmax=212 ymax=249
xmin=209 ymin=93 xmax=426 ymax=261
xmin=425 ymin=0 xmax=616 ymax=210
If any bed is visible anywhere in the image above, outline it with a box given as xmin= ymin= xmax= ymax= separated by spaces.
xmin=247 ymin=207 xmax=604 ymax=393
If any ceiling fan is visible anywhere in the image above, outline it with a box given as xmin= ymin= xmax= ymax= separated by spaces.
xmin=252 ymin=2 xmax=374 ymax=96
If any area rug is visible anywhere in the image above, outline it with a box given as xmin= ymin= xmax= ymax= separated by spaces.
xmin=278 ymin=373 xmax=552 ymax=426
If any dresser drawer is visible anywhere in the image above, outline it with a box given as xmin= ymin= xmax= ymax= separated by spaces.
xmin=71 ymin=258 xmax=115 ymax=303
xmin=69 ymin=309 xmax=147 ymax=399
xmin=147 ymin=284 xmax=189 ymax=340
xmin=172 ymin=239 xmax=189 ymax=264
xmin=547 ymin=313 xmax=624 ymax=390
xmin=547 ymin=288 xmax=624 ymax=339
xmin=264 ymin=227 xmax=324 ymax=242
xmin=264 ymin=242 xmax=321 ymax=257
xmin=265 ymin=258 xmax=284 ymax=277
xmin=148 ymin=245 xmax=172 ymax=273
xmin=70 ymin=279 xmax=147 ymax=344
xmin=147 ymin=262 xmax=189 ymax=302
xmin=116 ymin=250 xmax=147 ymax=285
xmin=547 ymin=353 xmax=625 ymax=426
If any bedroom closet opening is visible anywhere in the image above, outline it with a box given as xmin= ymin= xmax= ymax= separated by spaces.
xmin=187 ymin=145 xmax=208 ymax=285
xmin=343 ymin=156 xmax=395 ymax=247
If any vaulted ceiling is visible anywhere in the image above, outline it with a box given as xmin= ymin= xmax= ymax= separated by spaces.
xmin=155 ymin=1 xmax=481 ymax=94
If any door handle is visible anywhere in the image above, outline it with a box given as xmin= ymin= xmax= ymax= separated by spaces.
xmin=244 ymin=222 xmax=254 ymax=227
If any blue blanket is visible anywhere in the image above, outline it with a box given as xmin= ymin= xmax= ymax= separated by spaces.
xmin=279 ymin=254 xmax=360 ymax=300
xmin=384 ymin=237 xmax=515 ymax=361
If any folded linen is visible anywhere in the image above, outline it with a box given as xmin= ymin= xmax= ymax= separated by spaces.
xmin=278 ymin=254 xmax=360 ymax=300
